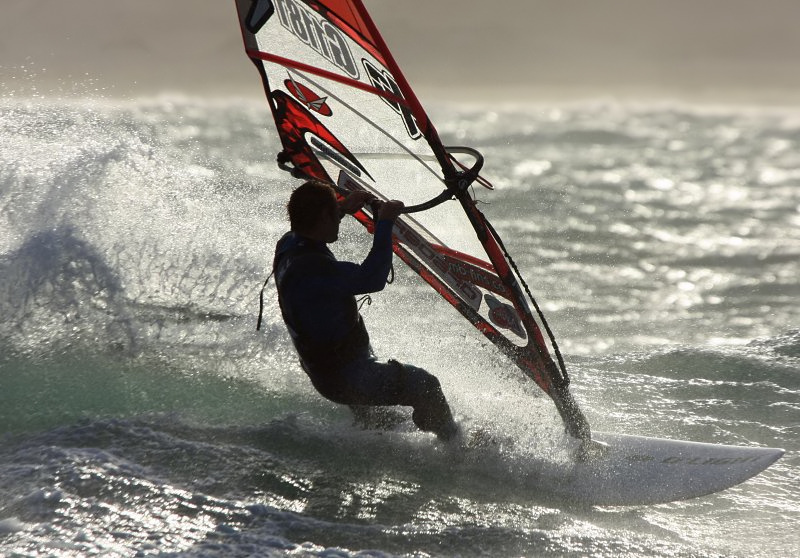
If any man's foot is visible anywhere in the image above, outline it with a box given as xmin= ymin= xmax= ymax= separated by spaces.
xmin=434 ymin=418 xmax=461 ymax=442
xmin=350 ymin=405 xmax=410 ymax=431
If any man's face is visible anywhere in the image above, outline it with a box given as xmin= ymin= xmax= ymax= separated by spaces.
xmin=320 ymin=205 xmax=340 ymax=243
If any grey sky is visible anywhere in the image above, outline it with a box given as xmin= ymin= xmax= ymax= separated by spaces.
xmin=3 ymin=0 xmax=800 ymax=104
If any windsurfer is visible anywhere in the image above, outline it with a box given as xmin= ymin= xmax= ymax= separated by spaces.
xmin=272 ymin=180 xmax=459 ymax=440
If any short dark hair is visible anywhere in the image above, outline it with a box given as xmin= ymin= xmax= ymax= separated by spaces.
xmin=287 ymin=180 xmax=337 ymax=232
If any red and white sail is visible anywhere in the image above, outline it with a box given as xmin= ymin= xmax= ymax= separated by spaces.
xmin=235 ymin=0 xmax=590 ymax=440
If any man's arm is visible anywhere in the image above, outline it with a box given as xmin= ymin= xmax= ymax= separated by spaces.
xmin=335 ymin=200 xmax=404 ymax=294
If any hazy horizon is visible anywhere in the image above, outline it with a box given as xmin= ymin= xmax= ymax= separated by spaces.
xmin=3 ymin=0 xmax=800 ymax=106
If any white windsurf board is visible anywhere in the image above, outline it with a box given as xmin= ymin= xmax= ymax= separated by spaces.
xmin=538 ymin=431 xmax=784 ymax=506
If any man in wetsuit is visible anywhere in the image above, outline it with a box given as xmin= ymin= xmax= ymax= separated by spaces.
xmin=273 ymin=180 xmax=459 ymax=441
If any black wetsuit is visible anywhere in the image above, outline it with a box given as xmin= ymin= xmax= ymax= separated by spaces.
xmin=273 ymin=221 xmax=457 ymax=439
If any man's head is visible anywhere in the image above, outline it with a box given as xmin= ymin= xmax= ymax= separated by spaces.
xmin=287 ymin=180 xmax=340 ymax=242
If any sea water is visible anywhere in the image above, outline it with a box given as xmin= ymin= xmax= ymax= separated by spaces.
xmin=1 ymin=96 xmax=798 ymax=557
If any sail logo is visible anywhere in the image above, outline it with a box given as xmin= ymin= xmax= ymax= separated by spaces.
xmin=443 ymin=256 xmax=511 ymax=299
xmin=363 ymin=59 xmax=422 ymax=140
xmin=273 ymin=0 xmax=359 ymax=79
xmin=391 ymin=219 xmax=482 ymax=308
xmin=284 ymin=77 xmax=332 ymax=116
xmin=485 ymin=294 xmax=526 ymax=339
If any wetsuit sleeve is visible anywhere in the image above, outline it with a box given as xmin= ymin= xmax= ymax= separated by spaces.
xmin=332 ymin=218 xmax=394 ymax=295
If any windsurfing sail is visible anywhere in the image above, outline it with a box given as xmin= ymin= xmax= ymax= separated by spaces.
xmin=235 ymin=0 xmax=591 ymax=442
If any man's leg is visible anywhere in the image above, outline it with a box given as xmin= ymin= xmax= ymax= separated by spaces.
xmin=389 ymin=360 xmax=459 ymax=440
xmin=338 ymin=357 xmax=458 ymax=440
